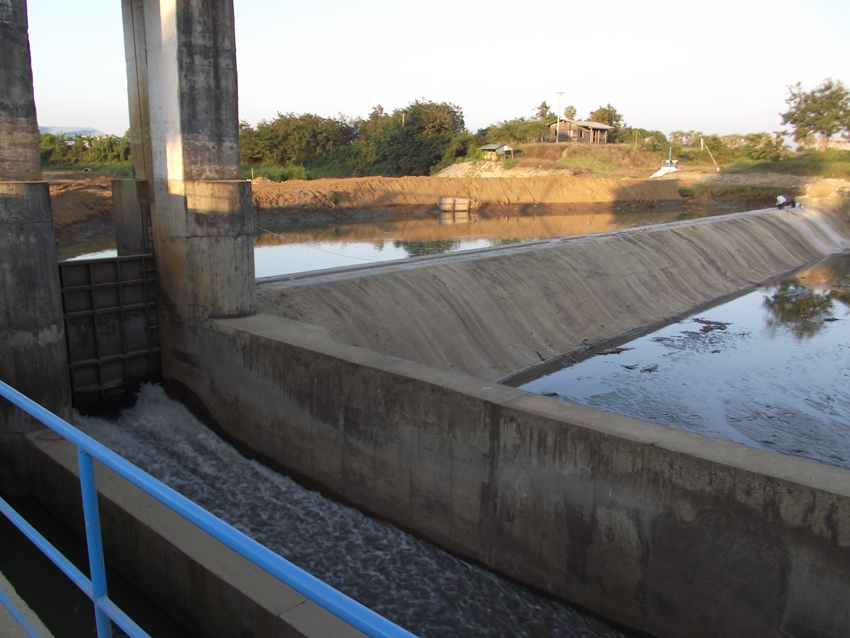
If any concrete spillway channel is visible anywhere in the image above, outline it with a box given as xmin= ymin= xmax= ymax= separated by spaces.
xmin=23 ymin=207 xmax=850 ymax=637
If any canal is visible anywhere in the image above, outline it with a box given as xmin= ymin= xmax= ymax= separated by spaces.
xmin=60 ymin=204 xmax=740 ymax=276
xmin=516 ymin=252 xmax=850 ymax=471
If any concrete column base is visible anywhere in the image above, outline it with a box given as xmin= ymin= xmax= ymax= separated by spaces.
xmin=0 ymin=182 xmax=72 ymax=494
xmin=152 ymin=179 xmax=256 ymax=322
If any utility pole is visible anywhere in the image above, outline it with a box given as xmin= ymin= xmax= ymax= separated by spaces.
xmin=555 ymin=91 xmax=564 ymax=143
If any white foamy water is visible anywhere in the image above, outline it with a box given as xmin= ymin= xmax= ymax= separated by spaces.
xmin=77 ymin=385 xmax=625 ymax=638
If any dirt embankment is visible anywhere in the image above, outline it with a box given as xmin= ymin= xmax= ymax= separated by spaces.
xmin=44 ymin=168 xmax=850 ymax=244
xmin=44 ymin=171 xmax=116 ymax=244
xmin=250 ymin=175 xmax=684 ymax=213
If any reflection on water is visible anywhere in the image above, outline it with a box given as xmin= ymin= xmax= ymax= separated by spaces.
xmin=62 ymin=205 xmax=743 ymax=275
xmin=519 ymin=253 xmax=850 ymax=470
xmin=437 ymin=210 xmax=471 ymax=225
xmin=76 ymin=386 xmax=625 ymax=638
xmin=253 ymin=207 xmax=701 ymax=278
xmin=763 ymin=281 xmax=836 ymax=339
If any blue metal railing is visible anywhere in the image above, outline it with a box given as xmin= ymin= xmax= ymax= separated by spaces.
xmin=0 ymin=380 xmax=416 ymax=638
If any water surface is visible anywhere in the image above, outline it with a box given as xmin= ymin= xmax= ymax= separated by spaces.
xmin=62 ymin=205 xmax=738 ymax=279
xmin=519 ymin=253 xmax=850 ymax=470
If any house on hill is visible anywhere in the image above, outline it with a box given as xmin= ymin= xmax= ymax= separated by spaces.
xmin=549 ymin=118 xmax=613 ymax=143
xmin=479 ymin=143 xmax=514 ymax=160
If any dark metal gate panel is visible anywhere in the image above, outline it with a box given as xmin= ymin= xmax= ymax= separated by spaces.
xmin=59 ymin=255 xmax=160 ymax=411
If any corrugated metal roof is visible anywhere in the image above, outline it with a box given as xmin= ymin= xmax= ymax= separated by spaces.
xmin=479 ymin=144 xmax=506 ymax=150
xmin=555 ymin=118 xmax=614 ymax=130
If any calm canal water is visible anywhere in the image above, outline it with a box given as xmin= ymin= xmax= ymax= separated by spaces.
xmin=518 ymin=253 xmax=850 ymax=471
xmin=76 ymin=387 xmax=626 ymax=638
xmin=62 ymin=205 xmax=741 ymax=278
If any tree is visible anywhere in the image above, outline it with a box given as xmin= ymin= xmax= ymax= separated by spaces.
xmin=482 ymin=117 xmax=551 ymax=145
xmin=588 ymin=104 xmax=625 ymax=142
xmin=669 ymin=130 xmax=703 ymax=147
xmin=739 ymin=132 xmax=786 ymax=160
xmin=564 ymin=105 xmax=577 ymax=120
xmin=239 ymin=113 xmax=356 ymax=166
xmin=370 ymin=100 xmax=466 ymax=176
xmin=781 ymin=79 xmax=850 ymax=151
xmin=535 ymin=101 xmax=553 ymax=120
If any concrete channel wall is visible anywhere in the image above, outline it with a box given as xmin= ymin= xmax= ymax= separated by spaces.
xmin=182 ymin=313 xmax=850 ymax=638
xmin=159 ymin=208 xmax=850 ymax=638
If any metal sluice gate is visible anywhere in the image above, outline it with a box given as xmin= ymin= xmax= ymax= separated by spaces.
xmin=58 ymin=256 xmax=161 ymax=411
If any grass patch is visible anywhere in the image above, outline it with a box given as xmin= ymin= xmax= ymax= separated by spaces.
xmin=43 ymin=161 xmax=133 ymax=177
xmin=725 ymin=150 xmax=850 ymax=179
xmin=512 ymin=142 xmax=664 ymax=176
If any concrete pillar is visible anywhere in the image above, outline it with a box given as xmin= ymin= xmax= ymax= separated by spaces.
xmin=113 ymin=178 xmax=151 ymax=255
xmin=0 ymin=0 xmax=41 ymax=181
xmin=121 ymin=0 xmax=255 ymax=377
xmin=0 ymin=0 xmax=72 ymax=495
xmin=113 ymin=0 xmax=154 ymax=256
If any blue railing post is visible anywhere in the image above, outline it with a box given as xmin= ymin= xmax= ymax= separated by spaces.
xmin=77 ymin=447 xmax=113 ymax=638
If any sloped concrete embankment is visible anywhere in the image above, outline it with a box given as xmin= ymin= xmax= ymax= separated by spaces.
xmin=152 ymin=207 xmax=850 ymax=637
xmin=251 ymin=175 xmax=683 ymax=212
xmin=257 ymin=207 xmax=850 ymax=380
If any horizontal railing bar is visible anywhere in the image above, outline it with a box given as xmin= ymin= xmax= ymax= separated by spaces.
xmin=0 ymin=495 xmax=93 ymax=599
xmin=0 ymin=584 xmax=43 ymax=638
xmin=0 ymin=380 xmax=416 ymax=638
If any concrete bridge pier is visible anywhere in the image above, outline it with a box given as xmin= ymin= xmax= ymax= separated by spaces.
xmin=0 ymin=0 xmax=72 ymax=494
xmin=120 ymin=0 xmax=256 ymax=379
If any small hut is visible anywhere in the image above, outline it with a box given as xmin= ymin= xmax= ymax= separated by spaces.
xmin=479 ymin=143 xmax=514 ymax=160
xmin=549 ymin=119 xmax=613 ymax=143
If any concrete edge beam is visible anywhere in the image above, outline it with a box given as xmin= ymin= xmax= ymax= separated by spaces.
xmin=217 ymin=313 xmax=850 ymax=501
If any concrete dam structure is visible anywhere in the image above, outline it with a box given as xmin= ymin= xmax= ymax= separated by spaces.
xmin=3 ymin=0 xmax=850 ymax=636
xmin=256 ymin=207 xmax=849 ymax=380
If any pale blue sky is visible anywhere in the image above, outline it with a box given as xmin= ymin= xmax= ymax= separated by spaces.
xmin=27 ymin=0 xmax=850 ymax=138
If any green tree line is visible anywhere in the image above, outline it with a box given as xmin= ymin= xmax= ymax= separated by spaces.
xmin=40 ymin=132 xmax=131 ymax=165
xmin=39 ymin=79 xmax=849 ymax=179
xmin=239 ymin=100 xmax=473 ymax=178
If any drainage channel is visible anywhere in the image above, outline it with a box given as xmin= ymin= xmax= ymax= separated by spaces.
xmin=74 ymin=385 xmax=628 ymax=638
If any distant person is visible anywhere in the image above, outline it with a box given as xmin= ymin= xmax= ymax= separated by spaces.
xmin=776 ymin=194 xmax=788 ymax=210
